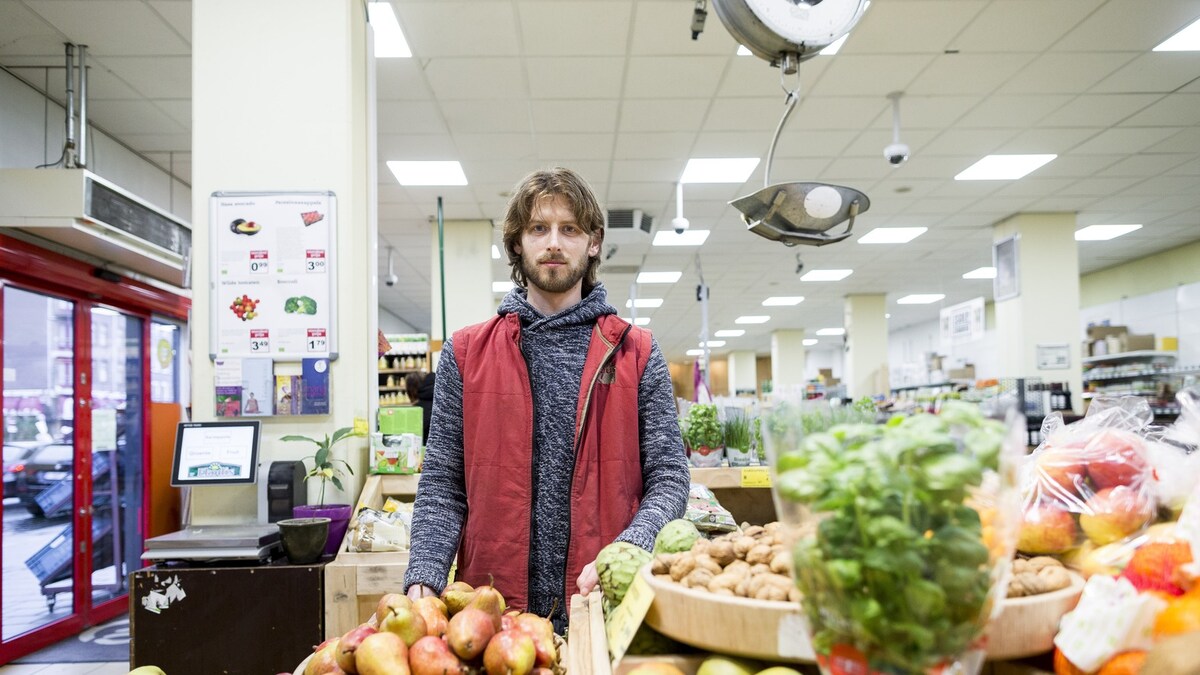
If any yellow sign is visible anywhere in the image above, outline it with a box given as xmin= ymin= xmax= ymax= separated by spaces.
xmin=740 ymin=467 xmax=772 ymax=488
xmin=605 ymin=570 xmax=656 ymax=667
xmin=353 ymin=417 xmax=369 ymax=436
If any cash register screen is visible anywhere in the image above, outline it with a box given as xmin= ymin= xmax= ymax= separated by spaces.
xmin=171 ymin=421 xmax=261 ymax=486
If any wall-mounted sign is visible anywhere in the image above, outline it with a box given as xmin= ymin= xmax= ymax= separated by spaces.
xmin=209 ymin=192 xmax=337 ymax=360
xmin=940 ymin=297 xmax=986 ymax=345
xmin=1037 ymin=343 xmax=1071 ymax=370
xmin=993 ymin=235 xmax=1020 ymax=301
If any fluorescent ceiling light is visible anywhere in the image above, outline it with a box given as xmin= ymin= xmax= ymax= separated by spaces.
xmin=714 ymin=329 xmax=745 ymax=337
xmin=1075 ymin=224 xmax=1143 ymax=241
xmin=955 ymin=154 xmax=1056 ymax=181
xmin=701 ymin=340 xmax=726 ymax=348
xmin=819 ymin=34 xmax=850 ymax=55
xmin=816 ymin=328 xmax=845 ymax=336
xmin=686 ymin=349 xmax=705 ymax=357
xmin=652 ymin=230 xmax=710 ymax=246
xmin=491 ymin=245 xmax=501 ymax=260
xmin=637 ymin=271 xmax=682 ymax=284
xmin=962 ymin=266 xmax=997 ymax=279
xmin=858 ymin=227 xmax=927 ymax=244
xmin=492 ymin=281 xmax=513 ymax=293
xmin=368 ymin=2 xmax=412 ymax=58
xmin=1154 ymin=17 xmax=1200 ymax=51
xmin=762 ymin=296 xmax=804 ymax=306
xmin=885 ymin=313 xmax=892 ymax=319
xmin=736 ymin=45 xmax=752 ymax=56
xmin=735 ymin=315 xmax=770 ymax=324
xmin=897 ymin=294 xmax=946 ymax=305
xmin=623 ymin=317 xmax=651 ymax=326
xmin=680 ymin=158 xmax=759 ymax=184
xmin=625 ymin=298 xmax=663 ymax=309
xmin=802 ymin=338 xmax=819 ymax=346
xmin=387 ymin=160 xmax=467 ymax=186
xmin=800 ymin=269 xmax=853 ymax=282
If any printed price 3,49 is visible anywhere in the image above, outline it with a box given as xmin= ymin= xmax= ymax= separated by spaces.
xmin=250 ymin=329 xmax=270 ymax=353
xmin=306 ymin=249 xmax=327 ymax=273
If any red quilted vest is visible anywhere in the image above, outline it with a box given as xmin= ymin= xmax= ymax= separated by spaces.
xmin=452 ymin=312 xmax=652 ymax=612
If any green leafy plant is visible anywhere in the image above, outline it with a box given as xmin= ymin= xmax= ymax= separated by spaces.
xmin=752 ymin=416 xmax=764 ymax=461
xmin=681 ymin=404 xmax=722 ymax=450
xmin=281 ymin=426 xmax=364 ymax=506
xmin=722 ymin=411 xmax=751 ymax=450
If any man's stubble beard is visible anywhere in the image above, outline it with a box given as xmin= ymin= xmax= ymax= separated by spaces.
xmin=521 ymin=252 xmax=591 ymax=294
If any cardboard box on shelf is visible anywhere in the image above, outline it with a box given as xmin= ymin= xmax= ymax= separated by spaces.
xmin=948 ymin=365 xmax=976 ymax=380
xmin=1087 ymin=325 xmax=1128 ymax=341
xmin=1082 ymin=340 xmax=1093 ymax=358
xmin=1124 ymin=334 xmax=1155 ymax=352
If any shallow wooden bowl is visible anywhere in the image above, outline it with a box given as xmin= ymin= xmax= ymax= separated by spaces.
xmin=983 ymin=570 xmax=1086 ymax=660
xmin=641 ymin=566 xmax=815 ymax=663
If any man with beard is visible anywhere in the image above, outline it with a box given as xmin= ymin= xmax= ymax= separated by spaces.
xmin=404 ymin=167 xmax=690 ymax=631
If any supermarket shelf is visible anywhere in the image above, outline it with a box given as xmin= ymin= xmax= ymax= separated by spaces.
xmin=689 ymin=466 xmax=772 ymax=489
xmin=1083 ymin=365 xmax=1200 ymax=383
xmin=377 ymin=472 xmax=421 ymax=496
xmin=378 ymin=387 xmax=404 ymax=392
xmin=1081 ymin=350 xmax=1176 ymax=364
xmin=1080 ymin=391 xmax=1158 ymax=399
xmin=378 ymin=368 xmax=422 ymax=374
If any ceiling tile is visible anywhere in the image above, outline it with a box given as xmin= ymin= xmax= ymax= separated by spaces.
xmin=378 ymin=100 xmax=448 ymax=134
xmin=24 ymin=0 xmax=188 ymax=55
xmin=619 ymin=99 xmax=707 ymax=132
xmin=629 ymin=0 xmax=739 ymax=56
xmin=452 ymin=133 xmax=537 ymax=161
xmin=614 ymin=132 xmax=696 ymax=160
xmin=950 ymin=0 xmax=1103 ymax=52
xmin=532 ymin=100 xmax=618 ymax=133
xmin=717 ymin=55 xmax=828 ymax=98
xmin=1039 ymin=94 xmax=1162 ymax=128
xmin=526 ymin=57 xmax=625 ymax=100
xmin=999 ymin=53 xmax=1135 ymax=95
xmin=1091 ymin=53 xmax=1200 ymax=94
xmin=956 ymin=94 xmax=1072 ymax=128
xmin=378 ymin=133 xmax=457 ymax=158
xmin=1053 ymin=0 xmax=1200 ymax=52
xmin=93 ymin=56 xmax=190 ymax=99
xmin=793 ymin=97 xmax=885 ymax=131
xmin=441 ymin=99 xmax=529 ymax=133
xmin=84 ymin=99 xmax=185 ymax=135
xmin=1070 ymin=127 xmax=1181 ymax=155
xmin=119 ymin=134 xmax=189 ymax=152
xmin=518 ymin=1 xmax=631 ymax=56
xmin=623 ymin=56 xmax=727 ymax=100
xmin=908 ymin=54 xmax=1036 ymax=96
xmin=376 ymin=59 xmax=434 ymax=101
xmin=849 ymin=1 xmax=987 ymax=53
xmin=424 ymin=58 xmax=526 ymax=101
xmin=703 ymin=97 xmax=788 ymax=132
xmin=397 ymin=2 xmax=520 ymax=57
xmin=147 ymin=0 xmax=190 ymax=44
xmin=534 ymin=133 xmax=614 ymax=161
xmin=1145 ymin=128 xmax=1200 ymax=154
xmin=812 ymin=55 xmax=936 ymax=97
xmin=1119 ymin=93 xmax=1200 ymax=127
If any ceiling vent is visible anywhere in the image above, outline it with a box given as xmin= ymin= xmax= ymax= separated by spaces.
xmin=0 ymin=168 xmax=191 ymax=287
xmin=605 ymin=209 xmax=653 ymax=242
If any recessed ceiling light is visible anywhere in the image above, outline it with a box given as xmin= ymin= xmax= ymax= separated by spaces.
xmin=858 ymin=227 xmax=927 ymax=244
xmin=819 ymin=33 xmax=850 ymax=55
xmin=714 ymin=329 xmax=745 ymax=337
xmin=492 ymin=281 xmax=513 ymax=293
xmin=735 ymin=315 xmax=770 ymax=324
xmin=652 ymin=230 xmax=710 ymax=246
xmin=1075 ymin=224 xmax=1143 ymax=241
xmin=885 ymin=313 xmax=891 ymax=319
xmin=736 ymin=45 xmax=752 ymax=56
xmin=802 ymin=338 xmax=819 ymax=346
xmin=897 ymin=294 xmax=946 ymax=304
xmin=1154 ymin=17 xmax=1200 ymax=51
xmin=701 ymin=340 xmax=726 ymax=348
xmin=816 ymin=328 xmax=845 ymax=336
xmin=954 ymin=154 xmax=1056 ymax=181
xmin=962 ymin=266 xmax=997 ymax=279
xmin=680 ymin=158 xmax=760 ymax=184
xmin=368 ymin=1 xmax=412 ymax=58
xmin=762 ymin=296 xmax=804 ymax=306
xmin=625 ymin=298 xmax=663 ymax=308
xmin=387 ymin=160 xmax=467 ymax=186
xmin=686 ymin=349 xmax=705 ymax=357
xmin=491 ymin=245 xmax=501 ymax=260
xmin=637 ymin=271 xmax=682 ymax=284
xmin=800 ymin=269 xmax=853 ymax=281
xmin=623 ymin=317 xmax=651 ymax=326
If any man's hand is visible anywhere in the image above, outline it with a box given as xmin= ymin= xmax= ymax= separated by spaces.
xmin=576 ymin=561 xmax=599 ymax=595
xmin=407 ymin=584 xmax=436 ymax=601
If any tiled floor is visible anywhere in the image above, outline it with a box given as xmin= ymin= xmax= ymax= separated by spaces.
xmin=0 ymin=663 xmax=128 ymax=674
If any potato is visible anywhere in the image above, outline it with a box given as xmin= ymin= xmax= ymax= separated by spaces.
xmin=651 ymin=553 xmax=678 ymax=575
xmin=724 ymin=560 xmax=752 ymax=577
xmin=707 ymin=540 xmax=737 ymax=567
xmin=682 ymin=568 xmax=715 ymax=589
xmin=746 ymin=544 xmax=774 ymax=566
xmin=732 ymin=536 xmax=757 ymax=560
xmin=693 ymin=553 xmax=723 ymax=575
xmin=669 ymin=554 xmax=696 ymax=582
xmin=707 ymin=571 xmax=743 ymax=595
xmin=769 ymin=549 xmax=792 ymax=575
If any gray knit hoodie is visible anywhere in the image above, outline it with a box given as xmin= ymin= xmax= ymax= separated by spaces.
xmin=404 ymin=283 xmax=690 ymax=630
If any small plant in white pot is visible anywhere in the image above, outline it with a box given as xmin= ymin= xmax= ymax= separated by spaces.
xmin=723 ymin=411 xmax=753 ymax=467
xmin=682 ymin=403 xmax=723 ymax=468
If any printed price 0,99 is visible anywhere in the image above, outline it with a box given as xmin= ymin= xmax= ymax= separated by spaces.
xmin=249 ymin=260 xmax=268 ymax=273
xmin=250 ymin=337 xmax=270 ymax=352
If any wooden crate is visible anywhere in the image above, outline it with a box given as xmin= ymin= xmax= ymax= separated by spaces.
xmin=323 ymin=472 xmax=420 ymax=638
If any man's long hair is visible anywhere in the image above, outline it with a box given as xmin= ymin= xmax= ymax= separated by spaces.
xmin=501 ymin=167 xmax=605 ymax=294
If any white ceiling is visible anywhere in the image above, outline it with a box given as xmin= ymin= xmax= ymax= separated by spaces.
xmin=2 ymin=0 xmax=1199 ymax=360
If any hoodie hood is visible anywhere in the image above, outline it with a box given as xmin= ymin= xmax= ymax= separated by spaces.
xmin=498 ymin=282 xmax=618 ymax=332
xmin=417 ymin=371 xmax=435 ymax=402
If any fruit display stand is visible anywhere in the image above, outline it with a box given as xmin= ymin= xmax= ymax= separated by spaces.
xmin=323 ymin=472 xmax=420 ymax=638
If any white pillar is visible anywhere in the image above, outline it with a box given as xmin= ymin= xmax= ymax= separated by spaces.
xmin=191 ymin=0 xmax=372 ymax=522
xmin=726 ymin=350 xmax=758 ymax=397
xmin=771 ymin=330 xmax=807 ymax=393
xmin=430 ymin=219 xmax=494 ymax=341
xmin=844 ymin=294 xmax=889 ymax=399
xmin=993 ymin=213 xmax=1083 ymax=412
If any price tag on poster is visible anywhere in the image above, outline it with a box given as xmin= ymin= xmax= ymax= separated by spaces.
xmin=210 ymin=191 xmax=337 ymax=360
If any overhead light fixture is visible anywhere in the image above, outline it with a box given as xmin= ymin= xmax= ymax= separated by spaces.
xmin=492 ymin=281 xmax=513 ymax=293
xmin=962 ymin=266 xmax=996 ymax=279
xmin=701 ymin=340 xmax=726 ymax=348
xmin=637 ymin=271 xmax=682 ymax=284
xmin=714 ymin=329 xmax=745 ymax=337
xmin=387 ymin=160 xmax=467 ymax=186
xmin=1075 ymin=224 xmax=1143 ymax=241
xmin=491 ymin=245 xmax=501 ymax=260
xmin=367 ymin=1 xmax=412 ymax=58
xmin=762 ymin=296 xmax=804 ymax=306
xmin=652 ymin=230 xmax=710 ymax=246
xmin=1154 ymin=17 xmax=1200 ymax=51
xmin=897 ymin=294 xmax=945 ymax=304
xmin=800 ymin=269 xmax=853 ymax=281
xmin=955 ymin=154 xmax=1056 ymax=181
xmin=735 ymin=315 xmax=770 ymax=324
xmin=623 ymin=317 xmax=651 ymax=326
xmin=885 ymin=313 xmax=891 ymax=319
xmin=736 ymin=45 xmax=752 ymax=56
xmin=819 ymin=33 xmax=850 ymax=55
xmin=802 ymin=338 xmax=819 ymax=346
xmin=680 ymin=158 xmax=759 ymax=184
xmin=858 ymin=227 xmax=927 ymax=244
xmin=625 ymin=298 xmax=663 ymax=308
xmin=816 ymin=327 xmax=845 ymax=336
xmin=686 ymin=349 xmax=705 ymax=356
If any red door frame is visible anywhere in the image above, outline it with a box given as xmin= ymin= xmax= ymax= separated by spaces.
xmin=0 ymin=234 xmax=189 ymax=662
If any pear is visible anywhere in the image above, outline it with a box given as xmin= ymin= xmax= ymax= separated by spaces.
xmin=695 ymin=655 xmax=758 ymax=675
xmin=465 ymin=584 xmax=506 ymax=630
xmin=380 ymin=603 xmax=428 ymax=647
xmin=413 ymin=596 xmax=450 ymax=638
xmin=446 ymin=607 xmax=497 ymax=661
xmin=440 ymin=581 xmax=476 ymax=616
xmin=483 ymin=629 xmax=536 ymax=675
xmin=305 ymin=637 xmax=344 ymax=675
xmin=336 ymin=624 xmax=378 ymax=674
xmin=408 ymin=635 xmax=468 ymax=675
xmin=500 ymin=610 xmax=520 ymax=632
xmin=513 ymin=613 xmax=557 ymax=668
xmin=375 ymin=593 xmax=412 ymax=624
xmin=355 ymin=631 xmax=410 ymax=675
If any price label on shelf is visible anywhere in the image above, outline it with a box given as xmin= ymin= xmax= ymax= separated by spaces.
xmin=249 ymin=329 xmax=270 ymax=353
xmin=249 ymin=250 xmax=269 ymax=274
xmin=740 ymin=467 xmax=772 ymax=488
xmin=307 ymin=328 xmax=327 ymax=353
xmin=605 ymin=572 xmax=656 ymax=667
xmin=305 ymin=249 xmax=327 ymax=273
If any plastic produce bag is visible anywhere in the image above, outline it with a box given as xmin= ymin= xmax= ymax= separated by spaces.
xmin=348 ymin=505 xmax=411 ymax=552
xmin=684 ymin=483 xmax=738 ymax=535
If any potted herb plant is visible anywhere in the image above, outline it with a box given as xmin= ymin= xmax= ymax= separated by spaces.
xmin=723 ymin=411 xmax=753 ymax=467
xmin=282 ymin=426 xmax=364 ymax=557
xmin=682 ymin=403 xmax=723 ymax=468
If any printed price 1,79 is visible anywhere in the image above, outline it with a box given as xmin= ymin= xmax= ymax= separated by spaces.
xmin=306 ymin=249 xmax=327 ymax=273
xmin=307 ymin=328 xmax=327 ymax=353
xmin=249 ymin=250 xmax=269 ymax=274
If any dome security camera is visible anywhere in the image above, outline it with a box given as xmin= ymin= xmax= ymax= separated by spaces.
xmin=672 ymin=216 xmax=690 ymax=235
xmin=385 ymin=273 xmax=399 ymax=287
xmin=884 ymin=142 xmax=910 ymax=167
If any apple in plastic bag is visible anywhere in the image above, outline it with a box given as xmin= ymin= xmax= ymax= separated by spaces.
xmin=1079 ymin=486 xmax=1155 ymax=546
xmin=1018 ymin=502 xmax=1078 ymax=554
xmin=1084 ymin=429 xmax=1150 ymax=490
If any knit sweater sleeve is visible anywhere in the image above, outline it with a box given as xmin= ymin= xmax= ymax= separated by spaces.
xmin=403 ymin=337 xmax=466 ymax=595
xmin=614 ymin=337 xmax=691 ymax=552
